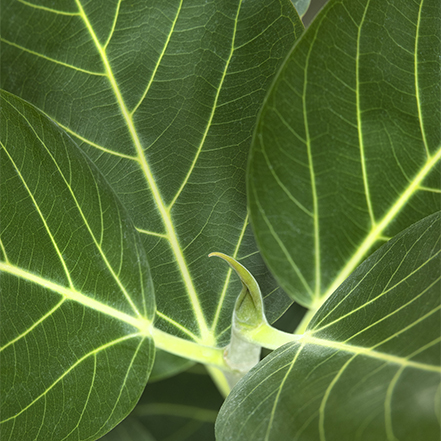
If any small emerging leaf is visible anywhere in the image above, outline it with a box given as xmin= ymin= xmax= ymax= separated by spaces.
xmin=216 ymin=212 xmax=441 ymax=440
xmin=209 ymin=252 xmax=267 ymax=330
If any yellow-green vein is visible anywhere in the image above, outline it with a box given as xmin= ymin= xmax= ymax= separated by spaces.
xmin=419 ymin=185 xmax=441 ymax=193
xmin=167 ymin=0 xmax=243 ymax=211
xmin=136 ymin=227 xmax=168 ymax=239
xmin=0 ymin=38 xmax=105 ymax=76
xmin=97 ymin=337 xmax=147 ymax=433
xmin=74 ymin=0 xmax=211 ymax=342
xmin=322 ymin=146 xmax=441 ymax=304
xmin=0 ymin=262 xmax=151 ymax=333
xmin=0 ymin=298 xmax=65 ymax=352
xmin=56 ymin=121 xmax=138 ymax=161
xmin=254 ymin=188 xmax=314 ymax=298
xmin=313 ymin=245 xmax=440 ymax=333
xmin=303 ymin=24 xmax=321 ymax=302
xmin=319 ymin=356 xmax=355 ymax=441
xmin=62 ymin=354 xmax=97 ymax=440
xmin=0 ymin=237 xmax=10 ymax=263
xmin=302 ymin=335 xmax=441 ymax=373
xmin=9 ymin=102 xmax=142 ymax=317
xmin=0 ymin=333 xmax=144 ymax=424
xmin=2 ymin=142 xmax=74 ymax=288
xmin=356 ymin=0 xmax=376 ymax=227
xmin=261 ymin=145 xmax=313 ymax=217
xmin=103 ymin=0 xmax=122 ymax=50
xmin=130 ymin=0 xmax=183 ymax=116
xmin=344 ymin=276 xmax=441 ymax=343
xmin=368 ymin=303 xmax=441 ymax=355
xmin=384 ymin=366 xmax=404 ymax=441
xmin=19 ymin=0 xmax=80 ymax=16
xmin=414 ymin=0 xmax=430 ymax=158
xmin=265 ymin=344 xmax=304 ymax=441
xmin=154 ymin=310 xmax=201 ymax=342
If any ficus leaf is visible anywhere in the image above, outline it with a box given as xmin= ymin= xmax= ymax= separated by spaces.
xmin=0 ymin=90 xmax=155 ymax=441
xmin=248 ymin=0 xmax=441 ymax=309
xmin=216 ymin=211 xmax=441 ymax=441
xmin=0 ymin=0 xmax=304 ymax=350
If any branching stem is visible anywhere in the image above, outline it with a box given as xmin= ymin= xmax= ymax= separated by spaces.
xmin=152 ymin=327 xmax=226 ymax=369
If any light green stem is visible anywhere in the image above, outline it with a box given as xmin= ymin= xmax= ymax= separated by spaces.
xmin=294 ymin=307 xmax=318 ymax=334
xmin=243 ymin=322 xmax=302 ymax=350
xmin=152 ymin=327 xmax=227 ymax=369
xmin=222 ymin=325 xmax=262 ymax=389
xmin=205 ymin=365 xmax=231 ymax=398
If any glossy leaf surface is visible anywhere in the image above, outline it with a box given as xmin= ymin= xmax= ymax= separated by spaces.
xmin=0 ymin=0 xmax=303 ymax=347
xmin=0 ymin=91 xmax=155 ymax=440
xmin=217 ymin=212 xmax=441 ymax=440
xmin=248 ymin=0 xmax=441 ymax=308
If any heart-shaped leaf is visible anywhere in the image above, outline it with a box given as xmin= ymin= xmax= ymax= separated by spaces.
xmin=0 ymin=90 xmax=155 ymax=440
xmin=248 ymin=0 xmax=441 ymax=308
xmin=216 ymin=211 xmax=441 ymax=440
xmin=0 ymin=0 xmax=304 ymax=347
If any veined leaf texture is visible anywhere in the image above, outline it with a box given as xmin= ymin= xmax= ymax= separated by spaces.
xmin=1 ymin=0 xmax=303 ymax=346
xmin=248 ymin=0 xmax=441 ymax=308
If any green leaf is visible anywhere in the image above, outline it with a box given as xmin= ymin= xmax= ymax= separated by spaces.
xmin=216 ymin=212 xmax=441 ymax=440
xmin=103 ymin=368 xmax=223 ymax=441
xmin=0 ymin=0 xmax=304 ymax=348
xmin=248 ymin=0 xmax=441 ymax=308
xmin=0 ymin=90 xmax=155 ymax=440
xmin=149 ymin=350 xmax=194 ymax=383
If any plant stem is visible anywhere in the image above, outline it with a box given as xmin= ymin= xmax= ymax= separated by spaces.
xmin=205 ymin=365 xmax=231 ymax=398
xmin=294 ymin=307 xmax=317 ymax=334
xmin=222 ymin=325 xmax=262 ymax=389
xmin=243 ymin=322 xmax=302 ymax=350
xmin=152 ymin=327 xmax=227 ymax=369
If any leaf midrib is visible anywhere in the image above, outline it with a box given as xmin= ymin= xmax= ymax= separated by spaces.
xmin=0 ymin=262 xmax=151 ymax=339
xmin=2 ymin=97 xmax=142 ymax=317
xmin=302 ymin=334 xmax=441 ymax=373
xmin=75 ymin=0 xmax=248 ymax=345
xmin=318 ymin=146 xmax=441 ymax=309
xmin=74 ymin=0 xmax=211 ymax=342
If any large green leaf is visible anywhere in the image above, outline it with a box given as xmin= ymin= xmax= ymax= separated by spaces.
xmin=0 ymin=0 xmax=303 ymax=347
xmin=0 ymin=90 xmax=155 ymax=440
xmin=103 ymin=368 xmax=223 ymax=441
xmin=216 ymin=212 xmax=441 ymax=440
xmin=248 ymin=0 xmax=441 ymax=308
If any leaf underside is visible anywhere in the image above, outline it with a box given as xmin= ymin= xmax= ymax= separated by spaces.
xmin=216 ymin=212 xmax=441 ymax=441
xmin=248 ymin=0 xmax=441 ymax=308
xmin=0 ymin=90 xmax=155 ymax=441
xmin=0 ymin=0 xmax=304 ymax=347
